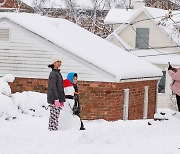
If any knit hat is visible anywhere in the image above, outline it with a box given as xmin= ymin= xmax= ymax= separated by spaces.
xmin=50 ymin=56 xmax=61 ymax=65
xmin=63 ymin=79 xmax=73 ymax=88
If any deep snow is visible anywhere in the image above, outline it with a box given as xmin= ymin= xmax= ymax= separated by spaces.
xmin=0 ymin=109 xmax=180 ymax=154
xmin=0 ymin=89 xmax=180 ymax=154
xmin=0 ymin=75 xmax=180 ymax=154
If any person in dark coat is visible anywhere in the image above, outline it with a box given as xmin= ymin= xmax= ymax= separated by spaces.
xmin=47 ymin=58 xmax=65 ymax=131
xmin=67 ymin=72 xmax=85 ymax=130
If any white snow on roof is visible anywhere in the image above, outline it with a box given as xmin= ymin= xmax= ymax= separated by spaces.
xmin=104 ymin=7 xmax=167 ymax=24
xmin=131 ymin=49 xmax=180 ymax=66
xmin=104 ymin=6 xmax=180 ymax=45
xmin=108 ymin=32 xmax=180 ymax=66
xmin=21 ymin=0 xmax=111 ymax=9
xmin=21 ymin=0 xmax=142 ymax=10
xmin=0 ymin=12 xmax=162 ymax=80
xmin=104 ymin=9 xmax=136 ymax=24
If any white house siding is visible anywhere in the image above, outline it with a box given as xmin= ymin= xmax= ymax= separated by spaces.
xmin=0 ymin=19 xmax=114 ymax=82
xmin=118 ymin=12 xmax=180 ymax=53
xmin=107 ymin=36 xmax=124 ymax=49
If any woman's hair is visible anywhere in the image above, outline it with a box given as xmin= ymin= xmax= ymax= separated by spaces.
xmin=48 ymin=64 xmax=54 ymax=69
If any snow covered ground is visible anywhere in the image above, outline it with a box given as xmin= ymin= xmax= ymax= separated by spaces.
xmin=0 ymin=75 xmax=180 ymax=154
xmin=0 ymin=107 xmax=180 ymax=154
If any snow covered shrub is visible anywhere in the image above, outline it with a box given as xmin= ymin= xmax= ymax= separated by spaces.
xmin=12 ymin=91 xmax=49 ymax=117
xmin=0 ymin=94 xmax=18 ymax=120
xmin=0 ymin=74 xmax=15 ymax=96
xmin=0 ymin=74 xmax=18 ymax=120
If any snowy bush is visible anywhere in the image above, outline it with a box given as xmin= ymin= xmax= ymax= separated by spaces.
xmin=0 ymin=74 xmax=15 ymax=96
xmin=0 ymin=94 xmax=18 ymax=120
xmin=0 ymin=74 xmax=18 ymax=120
xmin=0 ymin=74 xmax=49 ymax=119
xmin=12 ymin=91 xmax=49 ymax=117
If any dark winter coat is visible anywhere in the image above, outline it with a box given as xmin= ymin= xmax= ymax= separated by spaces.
xmin=47 ymin=69 xmax=65 ymax=105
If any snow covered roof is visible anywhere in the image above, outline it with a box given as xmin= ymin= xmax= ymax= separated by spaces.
xmin=104 ymin=9 xmax=136 ymax=24
xmin=104 ymin=6 xmax=180 ymax=45
xmin=21 ymin=0 xmax=144 ymax=10
xmin=0 ymin=12 xmax=162 ymax=81
xmin=21 ymin=0 xmax=113 ymax=9
xmin=130 ymin=49 xmax=180 ymax=66
xmin=104 ymin=6 xmax=168 ymax=24
xmin=107 ymin=32 xmax=180 ymax=66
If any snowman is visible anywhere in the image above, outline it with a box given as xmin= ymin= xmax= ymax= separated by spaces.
xmin=58 ymin=79 xmax=81 ymax=130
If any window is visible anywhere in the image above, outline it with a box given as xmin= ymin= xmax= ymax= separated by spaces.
xmin=0 ymin=29 xmax=10 ymax=41
xmin=158 ymin=71 xmax=166 ymax=93
xmin=135 ymin=28 xmax=149 ymax=49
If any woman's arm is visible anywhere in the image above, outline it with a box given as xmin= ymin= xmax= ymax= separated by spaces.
xmin=49 ymin=73 xmax=58 ymax=100
xmin=168 ymin=69 xmax=180 ymax=81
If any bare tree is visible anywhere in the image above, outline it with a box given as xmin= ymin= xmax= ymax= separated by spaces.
xmin=158 ymin=9 xmax=180 ymax=44
xmin=15 ymin=0 xmax=128 ymax=38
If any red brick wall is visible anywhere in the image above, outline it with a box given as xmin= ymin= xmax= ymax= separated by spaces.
xmin=78 ymin=80 xmax=157 ymax=121
xmin=1 ymin=0 xmax=32 ymax=9
xmin=9 ymin=78 xmax=48 ymax=93
xmin=10 ymin=77 xmax=157 ymax=121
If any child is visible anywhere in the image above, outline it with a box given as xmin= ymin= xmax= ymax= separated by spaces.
xmin=67 ymin=72 xmax=85 ymax=130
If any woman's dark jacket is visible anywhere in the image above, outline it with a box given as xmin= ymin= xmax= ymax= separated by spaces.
xmin=47 ymin=69 xmax=65 ymax=104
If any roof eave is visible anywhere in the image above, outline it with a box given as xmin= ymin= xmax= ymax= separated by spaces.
xmin=119 ymin=76 xmax=162 ymax=83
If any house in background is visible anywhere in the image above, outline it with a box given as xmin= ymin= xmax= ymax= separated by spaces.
xmin=146 ymin=0 xmax=180 ymax=10
xmin=0 ymin=12 xmax=162 ymax=121
xmin=104 ymin=2 xmax=180 ymax=109
xmin=0 ymin=0 xmax=33 ymax=12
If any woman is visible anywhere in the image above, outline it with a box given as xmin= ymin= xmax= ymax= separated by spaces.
xmin=168 ymin=62 xmax=180 ymax=112
xmin=47 ymin=58 xmax=65 ymax=131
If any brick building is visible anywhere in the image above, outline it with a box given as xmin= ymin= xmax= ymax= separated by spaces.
xmin=0 ymin=0 xmax=33 ymax=12
xmin=145 ymin=0 xmax=179 ymax=10
xmin=0 ymin=12 xmax=162 ymax=121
